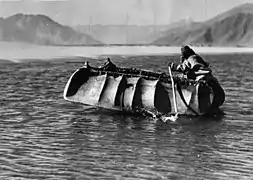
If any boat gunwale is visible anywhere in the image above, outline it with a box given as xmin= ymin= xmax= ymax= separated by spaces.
xmin=81 ymin=58 xmax=207 ymax=86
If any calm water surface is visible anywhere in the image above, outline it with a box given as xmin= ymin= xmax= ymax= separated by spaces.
xmin=0 ymin=54 xmax=253 ymax=180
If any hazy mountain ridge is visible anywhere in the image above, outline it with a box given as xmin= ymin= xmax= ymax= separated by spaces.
xmin=74 ymin=18 xmax=194 ymax=44
xmin=74 ymin=25 xmax=172 ymax=44
xmin=1 ymin=3 xmax=253 ymax=46
xmin=0 ymin=13 xmax=101 ymax=45
xmin=152 ymin=3 xmax=253 ymax=46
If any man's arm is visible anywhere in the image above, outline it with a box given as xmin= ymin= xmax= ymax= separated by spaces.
xmin=169 ymin=60 xmax=190 ymax=73
xmin=168 ymin=62 xmax=182 ymax=72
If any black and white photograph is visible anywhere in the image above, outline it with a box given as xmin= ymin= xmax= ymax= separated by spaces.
xmin=0 ymin=0 xmax=252 ymax=179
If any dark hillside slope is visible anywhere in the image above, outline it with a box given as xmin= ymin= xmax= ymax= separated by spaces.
xmin=0 ymin=14 xmax=101 ymax=45
xmin=152 ymin=3 xmax=253 ymax=46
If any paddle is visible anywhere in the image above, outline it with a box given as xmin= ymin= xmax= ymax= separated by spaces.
xmin=161 ymin=66 xmax=179 ymax=122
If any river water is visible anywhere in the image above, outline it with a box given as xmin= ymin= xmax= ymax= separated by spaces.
xmin=0 ymin=54 xmax=253 ymax=179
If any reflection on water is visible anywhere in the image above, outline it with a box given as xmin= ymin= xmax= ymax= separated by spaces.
xmin=0 ymin=54 xmax=253 ymax=179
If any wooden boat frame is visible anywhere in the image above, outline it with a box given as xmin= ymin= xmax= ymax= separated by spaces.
xmin=63 ymin=58 xmax=225 ymax=117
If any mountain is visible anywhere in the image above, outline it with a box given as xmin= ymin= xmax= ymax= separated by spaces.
xmin=0 ymin=14 xmax=102 ymax=45
xmin=152 ymin=3 xmax=253 ymax=46
xmin=74 ymin=25 xmax=169 ymax=44
xmin=0 ymin=13 xmax=195 ymax=45
xmin=74 ymin=19 xmax=194 ymax=45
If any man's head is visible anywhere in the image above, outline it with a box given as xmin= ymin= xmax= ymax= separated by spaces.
xmin=181 ymin=45 xmax=195 ymax=59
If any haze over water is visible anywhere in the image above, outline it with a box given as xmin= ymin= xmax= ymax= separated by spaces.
xmin=0 ymin=53 xmax=252 ymax=179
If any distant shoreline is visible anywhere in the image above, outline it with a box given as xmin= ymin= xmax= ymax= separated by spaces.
xmin=1 ymin=42 xmax=253 ymax=62
xmin=50 ymin=44 xmax=249 ymax=48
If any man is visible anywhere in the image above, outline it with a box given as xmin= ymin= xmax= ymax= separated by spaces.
xmin=169 ymin=45 xmax=211 ymax=81
xmin=168 ymin=45 xmax=225 ymax=113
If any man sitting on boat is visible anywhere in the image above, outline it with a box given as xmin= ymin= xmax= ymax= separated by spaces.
xmin=168 ymin=45 xmax=211 ymax=81
xmin=168 ymin=45 xmax=225 ymax=113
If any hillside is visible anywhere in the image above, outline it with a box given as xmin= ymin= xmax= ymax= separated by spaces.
xmin=74 ymin=19 xmax=194 ymax=44
xmin=152 ymin=3 xmax=253 ymax=46
xmin=0 ymin=14 xmax=101 ymax=46
xmin=74 ymin=25 xmax=164 ymax=44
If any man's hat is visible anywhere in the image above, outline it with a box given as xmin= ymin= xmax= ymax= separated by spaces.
xmin=181 ymin=45 xmax=195 ymax=58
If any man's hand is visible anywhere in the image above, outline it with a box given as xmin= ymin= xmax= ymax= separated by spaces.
xmin=180 ymin=56 xmax=186 ymax=63
xmin=168 ymin=62 xmax=176 ymax=70
xmin=168 ymin=62 xmax=173 ymax=68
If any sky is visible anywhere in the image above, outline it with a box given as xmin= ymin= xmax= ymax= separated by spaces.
xmin=0 ymin=0 xmax=253 ymax=26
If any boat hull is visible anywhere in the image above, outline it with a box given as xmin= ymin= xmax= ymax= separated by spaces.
xmin=63 ymin=60 xmax=225 ymax=116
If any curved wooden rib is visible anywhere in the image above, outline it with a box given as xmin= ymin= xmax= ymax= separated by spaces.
xmin=122 ymin=77 xmax=141 ymax=111
xmin=139 ymin=78 xmax=159 ymax=111
xmin=154 ymin=81 xmax=171 ymax=114
xmin=75 ymin=74 xmax=107 ymax=105
xmin=98 ymin=75 xmax=123 ymax=109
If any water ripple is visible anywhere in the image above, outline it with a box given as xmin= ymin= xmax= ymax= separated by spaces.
xmin=0 ymin=55 xmax=252 ymax=179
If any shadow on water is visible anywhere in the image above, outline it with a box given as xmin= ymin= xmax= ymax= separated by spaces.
xmin=70 ymin=106 xmax=225 ymax=131
xmin=68 ymin=106 xmax=226 ymax=150
xmin=68 ymin=104 xmax=226 ymax=137
xmin=63 ymin=101 xmax=253 ymax=179
xmin=65 ymin=107 xmax=227 ymax=179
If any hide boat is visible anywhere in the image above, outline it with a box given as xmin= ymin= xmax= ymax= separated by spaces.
xmin=63 ymin=58 xmax=225 ymax=116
